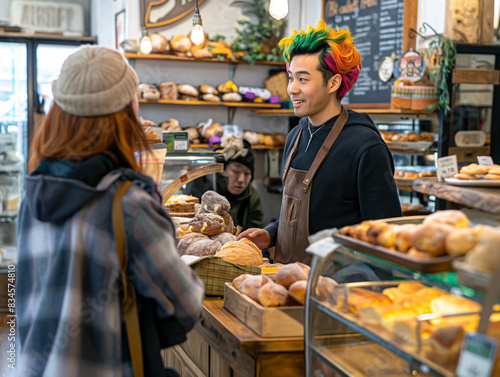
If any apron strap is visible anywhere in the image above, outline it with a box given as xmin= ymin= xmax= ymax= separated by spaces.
xmin=302 ymin=106 xmax=349 ymax=193
xmin=282 ymin=128 xmax=303 ymax=183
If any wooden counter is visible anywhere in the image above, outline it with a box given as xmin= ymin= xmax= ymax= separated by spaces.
xmin=412 ymin=179 xmax=500 ymax=214
xmin=162 ymin=298 xmax=305 ymax=377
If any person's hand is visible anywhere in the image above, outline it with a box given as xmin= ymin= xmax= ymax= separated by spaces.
xmin=237 ymin=228 xmax=271 ymax=249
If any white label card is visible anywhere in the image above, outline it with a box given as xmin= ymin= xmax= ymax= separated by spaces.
xmin=174 ymin=140 xmax=188 ymax=150
xmin=306 ymin=237 xmax=340 ymax=259
xmin=456 ymin=332 xmax=498 ymax=377
xmin=436 ymin=155 xmax=458 ymax=181
xmin=477 ymin=156 xmax=494 ymax=166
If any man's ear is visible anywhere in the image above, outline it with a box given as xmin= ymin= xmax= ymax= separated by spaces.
xmin=328 ymin=74 xmax=342 ymax=94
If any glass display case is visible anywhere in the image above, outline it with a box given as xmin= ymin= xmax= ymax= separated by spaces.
xmin=161 ymin=150 xmax=220 ymax=196
xmin=304 ymin=231 xmax=499 ymax=377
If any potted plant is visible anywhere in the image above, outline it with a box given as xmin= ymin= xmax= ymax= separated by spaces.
xmin=230 ymin=0 xmax=287 ymax=64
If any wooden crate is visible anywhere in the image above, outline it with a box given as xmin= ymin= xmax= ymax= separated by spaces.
xmin=223 ymin=283 xmax=304 ymax=337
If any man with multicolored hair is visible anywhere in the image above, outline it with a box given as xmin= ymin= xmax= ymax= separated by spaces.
xmin=238 ymin=21 xmax=402 ymax=264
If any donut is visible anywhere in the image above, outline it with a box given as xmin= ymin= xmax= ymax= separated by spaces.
xmin=453 ymin=173 xmax=482 ymax=180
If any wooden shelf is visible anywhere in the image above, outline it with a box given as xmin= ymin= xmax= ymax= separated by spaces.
xmin=190 ymin=143 xmax=283 ymax=150
xmin=124 ymin=53 xmax=285 ymax=66
xmin=138 ymin=99 xmax=280 ymax=109
xmin=388 ymin=148 xmax=436 ymax=156
xmin=252 ymin=108 xmax=437 ymax=115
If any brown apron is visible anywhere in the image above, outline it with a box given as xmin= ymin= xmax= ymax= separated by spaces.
xmin=275 ymin=107 xmax=349 ymax=265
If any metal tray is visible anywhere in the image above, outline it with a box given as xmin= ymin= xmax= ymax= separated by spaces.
xmin=331 ymin=217 xmax=458 ymax=273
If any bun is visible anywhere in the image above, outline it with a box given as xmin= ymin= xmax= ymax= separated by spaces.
xmin=288 ymin=280 xmax=307 ymax=305
xmin=221 ymin=92 xmax=242 ymax=102
xmin=445 ymin=226 xmax=481 ymax=255
xmin=200 ymin=84 xmax=218 ymax=95
xmin=189 ymin=213 xmax=226 ymax=235
xmin=454 ymin=173 xmax=482 ymax=180
xmin=367 ymin=222 xmax=396 ymax=248
xmin=243 ymin=130 xmax=260 ymax=145
xmin=170 ymin=35 xmax=192 ymax=53
xmin=275 ymin=262 xmax=310 ymax=288
xmin=394 ymin=224 xmax=420 ymax=252
xmin=185 ymin=239 xmax=222 ymax=257
xmin=258 ymin=282 xmax=289 ymax=307
xmin=406 ymin=247 xmax=433 ymax=260
xmin=411 ymin=223 xmax=454 ymax=256
xmin=150 ymin=33 xmax=169 ymax=53
xmin=160 ymin=118 xmax=182 ymax=131
xmin=238 ymin=275 xmax=271 ymax=302
xmin=464 ymin=226 xmax=500 ymax=272
xmin=423 ymin=210 xmax=470 ymax=228
xmin=216 ymin=239 xmax=263 ymax=266
xmin=459 ymin=163 xmax=489 ymax=175
xmin=175 ymin=224 xmax=190 ymax=238
xmin=177 ymin=232 xmax=208 ymax=255
xmin=177 ymin=84 xmax=199 ymax=97
xmin=184 ymin=127 xmax=200 ymax=143
xmin=333 ymin=287 xmax=392 ymax=315
xmin=232 ymin=274 xmax=252 ymax=290
xmin=201 ymin=93 xmax=221 ymax=102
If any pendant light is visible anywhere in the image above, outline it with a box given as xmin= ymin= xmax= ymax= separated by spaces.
xmin=139 ymin=27 xmax=153 ymax=54
xmin=190 ymin=0 xmax=205 ymax=46
xmin=269 ymin=0 xmax=288 ymax=20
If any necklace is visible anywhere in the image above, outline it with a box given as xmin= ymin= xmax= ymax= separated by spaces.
xmin=305 ymin=121 xmax=325 ymax=152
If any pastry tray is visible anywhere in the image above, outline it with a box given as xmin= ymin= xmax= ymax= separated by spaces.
xmin=331 ymin=217 xmax=457 ymax=273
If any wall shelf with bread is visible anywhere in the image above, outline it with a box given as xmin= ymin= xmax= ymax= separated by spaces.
xmin=138 ymin=98 xmax=280 ymax=109
xmin=305 ymin=208 xmax=500 ymax=377
xmin=124 ymin=53 xmax=286 ymax=66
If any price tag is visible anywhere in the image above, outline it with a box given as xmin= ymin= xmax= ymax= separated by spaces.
xmin=477 ymin=156 xmax=494 ymax=166
xmin=436 ymin=155 xmax=458 ymax=181
xmin=174 ymin=140 xmax=188 ymax=151
xmin=306 ymin=237 xmax=340 ymax=259
xmin=456 ymin=332 xmax=498 ymax=377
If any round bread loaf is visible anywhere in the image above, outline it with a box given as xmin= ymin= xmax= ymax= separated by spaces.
xmin=189 ymin=213 xmax=226 ymax=235
xmin=275 ymin=262 xmax=310 ymax=288
xmin=445 ymin=225 xmax=482 ymax=255
xmin=258 ymin=282 xmax=289 ymax=307
xmin=288 ymin=280 xmax=307 ymax=305
xmin=464 ymin=226 xmax=500 ymax=273
xmin=238 ymin=275 xmax=271 ymax=302
xmin=394 ymin=223 xmax=420 ymax=253
xmin=216 ymin=238 xmax=263 ymax=266
xmin=422 ymin=210 xmax=470 ymax=228
xmin=175 ymin=224 xmax=190 ymax=238
xmin=177 ymin=232 xmax=208 ymax=255
xmin=231 ymin=274 xmax=252 ymax=290
xmin=201 ymin=190 xmax=230 ymax=215
xmin=185 ymin=239 xmax=222 ymax=257
xmin=170 ymin=35 xmax=192 ymax=53
xmin=200 ymin=84 xmax=218 ymax=95
xmin=210 ymin=232 xmax=236 ymax=245
xmin=177 ymin=84 xmax=199 ymax=97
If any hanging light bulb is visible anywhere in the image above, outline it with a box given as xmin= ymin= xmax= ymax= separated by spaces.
xmin=269 ymin=0 xmax=289 ymax=20
xmin=139 ymin=28 xmax=152 ymax=54
xmin=190 ymin=0 xmax=205 ymax=46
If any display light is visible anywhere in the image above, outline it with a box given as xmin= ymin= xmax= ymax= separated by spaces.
xmin=139 ymin=28 xmax=152 ymax=55
xmin=269 ymin=0 xmax=288 ymax=20
xmin=190 ymin=0 xmax=205 ymax=46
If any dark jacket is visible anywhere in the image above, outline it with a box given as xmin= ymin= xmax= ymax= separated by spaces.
xmin=264 ymin=110 xmax=402 ymax=246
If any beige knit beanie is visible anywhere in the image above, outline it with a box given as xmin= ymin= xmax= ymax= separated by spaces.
xmin=52 ymin=45 xmax=139 ymax=116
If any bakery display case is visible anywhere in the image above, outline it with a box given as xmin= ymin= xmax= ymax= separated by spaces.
xmin=304 ymin=214 xmax=500 ymax=377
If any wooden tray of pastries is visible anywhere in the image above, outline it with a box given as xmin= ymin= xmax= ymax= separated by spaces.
xmin=332 ymin=212 xmax=473 ymax=273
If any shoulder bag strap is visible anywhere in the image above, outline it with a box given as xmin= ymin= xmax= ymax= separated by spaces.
xmin=112 ymin=180 xmax=144 ymax=377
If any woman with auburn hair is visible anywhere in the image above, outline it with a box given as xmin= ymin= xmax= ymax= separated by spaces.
xmin=17 ymin=46 xmax=204 ymax=377
xmin=238 ymin=21 xmax=401 ymax=264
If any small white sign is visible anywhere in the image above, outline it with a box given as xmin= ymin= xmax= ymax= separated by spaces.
xmin=174 ymin=140 xmax=188 ymax=151
xmin=306 ymin=237 xmax=340 ymax=259
xmin=456 ymin=332 xmax=497 ymax=377
xmin=477 ymin=156 xmax=494 ymax=166
xmin=436 ymin=155 xmax=458 ymax=181
xmin=11 ymin=1 xmax=84 ymax=34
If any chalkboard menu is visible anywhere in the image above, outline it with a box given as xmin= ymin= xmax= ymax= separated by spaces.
xmin=323 ymin=0 xmax=409 ymax=105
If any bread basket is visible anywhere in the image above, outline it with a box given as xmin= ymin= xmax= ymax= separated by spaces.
xmin=188 ymin=256 xmax=261 ymax=297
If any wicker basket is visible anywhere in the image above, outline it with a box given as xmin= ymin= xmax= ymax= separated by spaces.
xmin=189 ymin=256 xmax=261 ymax=297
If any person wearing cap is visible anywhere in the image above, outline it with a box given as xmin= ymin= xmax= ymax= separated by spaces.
xmin=186 ymin=136 xmax=263 ymax=230
xmin=16 ymin=46 xmax=203 ymax=377
xmin=238 ymin=21 xmax=401 ymax=265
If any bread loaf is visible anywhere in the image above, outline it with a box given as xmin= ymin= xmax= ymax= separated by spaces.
xmin=216 ymin=238 xmax=263 ymax=266
xmin=160 ymin=118 xmax=182 ymax=131
xmin=423 ymin=210 xmax=470 ymax=228
xmin=158 ymin=82 xmax=178 ymax=100
xmin=210 ymin=232 xmax=236 ymax=245
xmin=410 ymin=222 xmax=454 ymax=256
xmin=232 ymin=274 xmax=252 ymax=290
xmin=275 ymin=262 xmax=310 ymax=288
xmin=258 ymin=282 xmax=289 ymax=307
xmin=394 ymin=224 xmax=420 ymax=252
xmin=188 ymin=213 xmax=226 ymax=235
xmin=200 ymin=84 xmax=218 ymax=95
xmin=177 ymin=232 xmax=208 ymax=255
xmin=184 ymin=239 xmax=222 ymax=257
xmin=445 ymin=225 xmax=482 ymax=255
xmin=150 ymin=33 xmax=169 ymax=53
xmin=238 ymin=275 xmax=271 ymax=302
xmin=177 ymin=84 xmax=199 ymax=97
xmin=464 ymin=225 xmax=500 ymax=273
xmin=288 ymin=280 xmax=307 ymax=305
xmin=201 ymin=190 xmax=230 ymax=215
xmin=170 ymin=35 xmax=192 ymax=53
